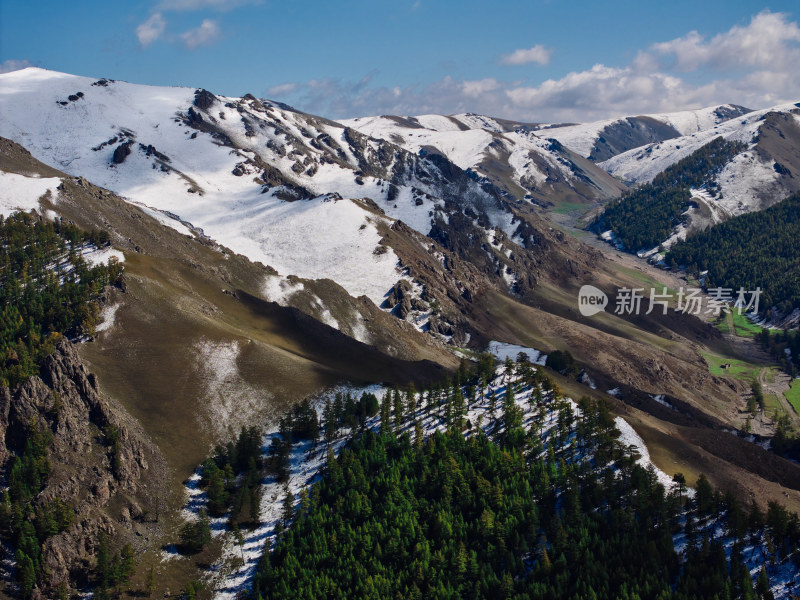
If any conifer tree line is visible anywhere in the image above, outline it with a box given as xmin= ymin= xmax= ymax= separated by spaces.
xmin=0 ymin=210 xmax=123 ymax=387
xmin=595 ymin=137 xmax=747 ymax=252
xmin=757 ymin=328 xmax=799 ymax=379
xmin=236 ymin=354 xmax=800 ymax=600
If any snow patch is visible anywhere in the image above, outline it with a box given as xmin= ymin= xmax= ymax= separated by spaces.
xmin=0 ymin=170 xmax=60 ymax=216
xmin=194 ymin=339 xmax=271 ymax=438
xmin=615 ymin=417 xmax=693 ymax=497
xmin=487 ymin=340 xmax=547 ymax=365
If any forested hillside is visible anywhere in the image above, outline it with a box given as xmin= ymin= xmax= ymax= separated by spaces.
xmin=595 ymin=137 xmax=747 ymax=252
xmin=236 ymin=358 xmax=799 ymax=600
xmin=0 ymin=211 xmax=122 ymax=387
xmin=667 ymin=193 xmax=800 ymax=317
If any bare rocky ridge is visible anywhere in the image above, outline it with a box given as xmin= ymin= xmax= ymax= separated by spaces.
xmin=0 ymin=341 xmax=168 ymax=596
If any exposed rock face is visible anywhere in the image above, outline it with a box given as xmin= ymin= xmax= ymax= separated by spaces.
xmin=0 ymin=341 xmax=168 ymax=596
xmin=193 ymin=88 xmax=217 ymax=111
xmin=384 ymin=280 xmax=418 ymax=318
xmin=111 ymin=140 xmax=133 ymax=165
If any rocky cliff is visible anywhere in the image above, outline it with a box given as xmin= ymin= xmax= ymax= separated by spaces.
xmin=0 ymin=340 xmax=168 ymax=596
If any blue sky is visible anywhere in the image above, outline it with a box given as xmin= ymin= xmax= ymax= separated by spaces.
xmin=2 ymin=1 xmax=799 ymax=121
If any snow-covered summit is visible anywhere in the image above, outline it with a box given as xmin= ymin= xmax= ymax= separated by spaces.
xmin=0 ymin=68 xmax=518 ymax=307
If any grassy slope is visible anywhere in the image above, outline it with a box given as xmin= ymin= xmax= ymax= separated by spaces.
xmin=786 ymin=379 xmax=800 ymax=414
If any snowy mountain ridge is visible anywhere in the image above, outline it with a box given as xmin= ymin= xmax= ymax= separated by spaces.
xmin=0 ymin=68 xmax=524 ymax=314
xmin=601 ymin=101 xmax=800 ymax=226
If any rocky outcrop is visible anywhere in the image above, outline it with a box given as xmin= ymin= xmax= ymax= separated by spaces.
xmin=0 ymin=341 xmax=168 ymax=596
xmin=383 ymin=280 xmax=427 ymax=319
xmin=111 ymin=140 xmax=133 ymax=165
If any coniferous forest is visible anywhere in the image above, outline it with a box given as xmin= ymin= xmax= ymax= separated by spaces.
xmin=666 ymin=193 xmax=800 ymax=317
xmin=240 ymin=358 xmax=799 ymax=600
xmin=0 ymin=211 xmax=123 ymax=388
xmin=595 ymin=137 xmax=747 ymax=252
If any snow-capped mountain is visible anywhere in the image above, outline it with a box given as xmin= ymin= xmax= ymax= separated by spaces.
xmin=1 ymin=68 xmax=590 ymax=349
xmin=601 ymin=102 xmax=800 ymax=219
xmin=341 ymin=112 xmax=627 ymax=208
xmin=0 ymin=68 xmax=527 ymax=312
xmin=539 ymin=104 xmax=752 ymax=161
xmin=4 ymin=67 xmax=800 ymax=600
xmin=340 ymin=104 xmax=755 ymax=209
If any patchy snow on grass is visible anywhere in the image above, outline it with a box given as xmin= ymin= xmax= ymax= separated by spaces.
xmin=80 ymin=244 xmax=124 ymax=267
xmin=261 ymin=275 xmax=304 ymax=305
xmin=95 ymin=302 xmax=120 ymax=334
xmin=651 ymin=394 xmax=677 ymax=411
xmin=194 ymin=339 xmax=272 ymax=438
xmin=487 ymin=340 xmax=547 ymax=365
xmin=615 ymin=416 xmax=692 ymax=498
xmin=131 ymin=202 xmax=195 ymax=236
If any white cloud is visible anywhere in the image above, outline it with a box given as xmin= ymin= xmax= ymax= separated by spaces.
xmin=462 ymin=78 xmax=500 ymax=97
xmin=642 ymin=10 xmax=800 ymax=72
xmin=273 ymin=11 xmax=800 ymax=123
xmin=501 ymin=45 xmax=552 ymax=66
xmin=157 ymin=0 xmax=260 ymax=10
xmin=136 ymin=0 xmax=256 ymax=48
xmin=267 ymin=82 xmax=299 ymax=96
xmin=180 ymin=19 xmax=221 ymax=49
xmin=136 ymin=12 xmax=167 ymax=47
xmin=0 ymin=59 xmax=33 ymax=74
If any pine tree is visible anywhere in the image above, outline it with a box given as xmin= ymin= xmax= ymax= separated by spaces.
xmin=16 ymin=550 xmax=36 ymax=600
xmin=323 ymin=398 xmax=336 ymax=444
xmin=393 ymin=388 xmax=404 ymax=431
xmin=756 ymin=566 xmax=775 ymax=600
xmin=96 ymin=531 xmax=111 ymax=590
xmin=672 ymin=472 xmax=686 ymax=502
xmin=414 ymin=421 xmax=424 ymax=452
xmin=380 ymin=391 xmax=392 ymax=435
xmin=281 ymin=484 xmax=294 ymax=527
xmin=233 ymin=524 xmax=246 ymax=563
xmin=406 ymin=383 xmax=417 ymax=417
xmin=249 ymin=485 xmax=260 ymax=524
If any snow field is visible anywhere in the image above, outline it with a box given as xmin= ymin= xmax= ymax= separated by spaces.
xmin=0 ymin=69 xmax=408 ymax=306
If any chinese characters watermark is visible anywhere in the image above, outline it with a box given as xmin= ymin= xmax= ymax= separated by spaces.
xmin=578 ymin=285 xmax=761 ymax=317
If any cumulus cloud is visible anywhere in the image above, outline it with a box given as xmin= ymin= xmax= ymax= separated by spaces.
xmin=269 ymin=10 xmax=800 ymax=123
xmin=137 ymin=12 xmax=167 ymax=47
xmin=501 ymin=45 xmax=552 ymax=66
xmin=462 ymin=78 xmax=500 ymax=97
xmin=180 ymin=19 xmax=221 ymax=49
xmin=641 ymin=10 xmax=800 ymax=72
xmin=0 ymin=59 xmax=33 ymax=74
